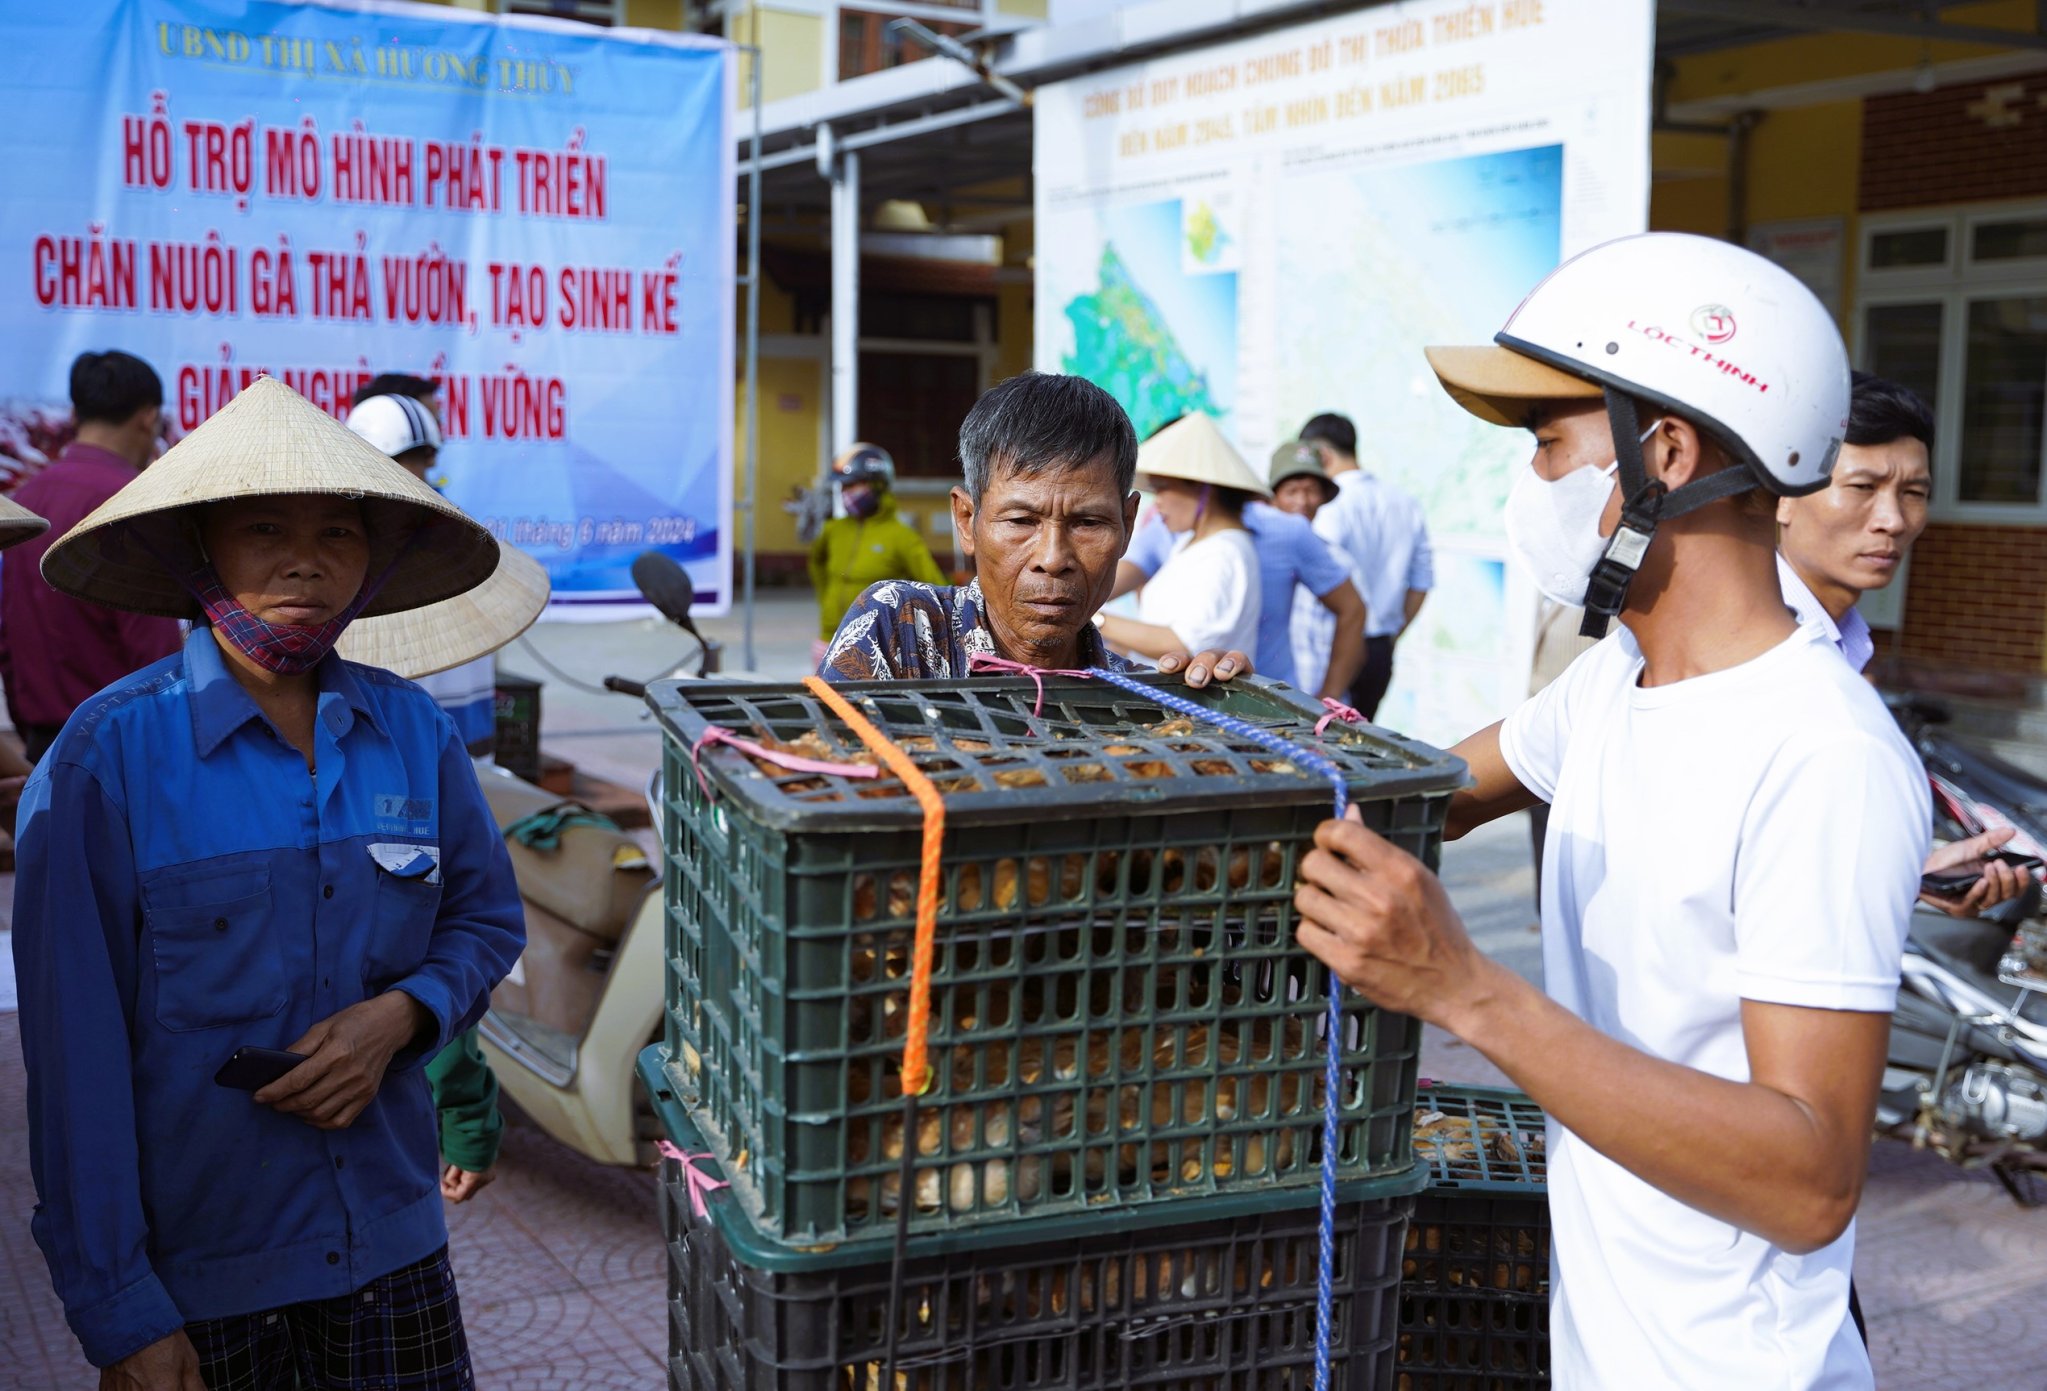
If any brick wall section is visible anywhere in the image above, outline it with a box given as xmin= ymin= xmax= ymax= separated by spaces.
xmin=1860 ymin=76 xmax=2047 ymax=211
xmin=1888 ymin=524 xmax=2047 ymax=673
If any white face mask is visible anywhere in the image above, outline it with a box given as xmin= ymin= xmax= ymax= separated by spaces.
xmin=1503 ymin=420 xmax=1661 ymax=607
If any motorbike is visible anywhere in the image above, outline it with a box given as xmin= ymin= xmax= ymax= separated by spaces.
xmin=1878 ymin=694 xmax=2047 ymax=1204
xmin=474 ymin=553 xmax=734 ymax=1166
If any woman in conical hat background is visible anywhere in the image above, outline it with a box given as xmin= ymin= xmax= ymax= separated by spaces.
xmin=0 ymin=492 xmax=50 ymax=549
xmin=14 ymin=376 xmax=523 ymax=1388
xmin=1093 ymin=411 xmax=1267 ymax=662
xmin=0 ymin=493 xmax=50 ymax=827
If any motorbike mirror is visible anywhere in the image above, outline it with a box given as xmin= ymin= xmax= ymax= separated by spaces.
xmin=630 ymin=551 xmax=703 ymax=638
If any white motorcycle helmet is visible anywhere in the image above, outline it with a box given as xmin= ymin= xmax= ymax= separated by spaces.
xmin=1427 ymin=232 xmax=1850 ymax=635
xmin=345 ymin=392 xmax=444 ymax=459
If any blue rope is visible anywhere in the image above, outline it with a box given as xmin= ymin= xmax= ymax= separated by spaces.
xmin=1084 ymin=669 xmax=1348 ymax=1391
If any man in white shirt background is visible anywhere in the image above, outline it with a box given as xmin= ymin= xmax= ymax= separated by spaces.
xmin=346 ymin=382 xmax=498 ymax=756
xmin=1293 ymin=233 xmax=1929 ymax=1390
xmin=1298 ymin=412 xmax=1433 ymax=719
xmin=1776 ymin=368 xmax=2032 ymax=918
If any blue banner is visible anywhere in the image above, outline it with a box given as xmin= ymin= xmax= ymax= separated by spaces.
xmin=1 ymin=0 xmax=735 ymax=609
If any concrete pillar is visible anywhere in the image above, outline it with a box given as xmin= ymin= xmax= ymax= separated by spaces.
xmin=829 ymin=148 xmax=860 ymax=455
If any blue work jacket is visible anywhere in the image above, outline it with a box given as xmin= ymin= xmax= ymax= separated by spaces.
xmin=12 ymin=629 xmax=525 ymax=1367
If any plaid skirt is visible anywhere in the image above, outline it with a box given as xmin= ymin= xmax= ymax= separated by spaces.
xmin=186 ymin=1247 xmax=472 ymax=1391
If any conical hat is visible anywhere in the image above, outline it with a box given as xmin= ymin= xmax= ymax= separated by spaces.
xmin=337 ymin=544 xmax=550 ymax=679
xmin=1135 ymin=414 xmax=1272 ymax=497
xmin=40 ymin=376 xmax=497 ymax=619
xmin=0 ymin=493 xmax=49 ymax=550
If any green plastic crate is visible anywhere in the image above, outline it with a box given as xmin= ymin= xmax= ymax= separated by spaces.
xmin=1400 ymin=1084 xmax=1551 ymax=1389
xmin=650 ymin=672 xmax=1465 ymax=1247
xmin=644 ymin=1046 xmax=1426 ymax=1391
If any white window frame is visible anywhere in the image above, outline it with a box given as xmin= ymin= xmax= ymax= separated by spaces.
xmin=1857 ymin=200 xmax=2047 ymax=525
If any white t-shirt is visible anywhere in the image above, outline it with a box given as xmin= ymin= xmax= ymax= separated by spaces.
xmin=1499 ymin=624 xmax=1929 ymax=1391
xmin=415 ymin=654 xmax=497 ymax=751
xmin=1137 ymin=528 xmax=1261 ymax=658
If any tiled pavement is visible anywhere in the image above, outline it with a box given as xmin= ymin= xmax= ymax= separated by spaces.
xmin=0 ymin=1008 xmax=667 ymax=1389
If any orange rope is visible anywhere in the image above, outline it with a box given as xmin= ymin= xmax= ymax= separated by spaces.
xmin=802 ymin=676 xmax=946 ymax=1097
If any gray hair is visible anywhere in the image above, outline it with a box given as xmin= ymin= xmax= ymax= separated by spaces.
xmin=958 ymin=372 xmax=1137 ymax=502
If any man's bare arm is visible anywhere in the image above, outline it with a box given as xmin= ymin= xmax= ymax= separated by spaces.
xmin=1109 ymin=560 xmax=1147 ymax=602
xmin=1296 ymin=816 xmax=1885 ymax=1253
xmin=1399 ymin=587 xmax=1426 ymax=636
xmin=1444 ymin=721 xmax=1538 ymax=841
xmin=1316 ymin=581 xmax=1368 ymax=700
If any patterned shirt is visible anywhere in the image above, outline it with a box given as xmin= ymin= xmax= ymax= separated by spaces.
xmin=819 ymin=577 xmax=1133 ymax=681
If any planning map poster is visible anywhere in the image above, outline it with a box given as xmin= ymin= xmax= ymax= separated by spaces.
xmin=1035 ymin=0 xmax=1652 ymax=746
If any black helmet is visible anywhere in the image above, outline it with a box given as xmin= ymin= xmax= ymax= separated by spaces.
xmin=830 ymin=443 xmax=894 ymax=488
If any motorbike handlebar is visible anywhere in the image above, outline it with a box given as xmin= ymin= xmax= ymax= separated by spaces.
xmin=603 ymin=675 xmax=649 ymax=699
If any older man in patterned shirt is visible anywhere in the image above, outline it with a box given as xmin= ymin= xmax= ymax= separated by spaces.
xmin=820 ymin=372 xmax=1250 ymax=687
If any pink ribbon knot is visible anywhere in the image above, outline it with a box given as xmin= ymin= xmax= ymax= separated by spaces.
xmin=688 ymin=724 xmax=882 ymax=800
xmin=966 ymin=652 xmax=1096 ymax=716
xmin=657 ymin=1141 xmax=731 ymax=1218
xmin=1314 ymin=697 xmax=1364 ymax=737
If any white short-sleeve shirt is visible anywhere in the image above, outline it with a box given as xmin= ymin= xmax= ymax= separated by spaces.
xmin=1500 ymin=624 xmax=1930 ymax=1390
xmin=1136 ymin=528 xmax=1261 ymax=658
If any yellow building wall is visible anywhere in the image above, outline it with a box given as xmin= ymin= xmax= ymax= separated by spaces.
xmin=996 ymin=216 xmax=1035 ymax=383
xmin=1651 ymin=100 xmax=1863 ymax=296
xmin=623 ymin=0 xmax=686 ymax=29
xmin=1662 ymin=0 xmax=2035 ymax=102
xmin=734 ymin=9 xmax=825 ymax=106
xmin=740 ymin=355 xmax=827 ymax=558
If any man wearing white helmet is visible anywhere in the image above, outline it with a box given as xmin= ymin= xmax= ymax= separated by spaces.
xmin=346 ymin=391 xmax=495 ymax=758
xmin=1293 ymin=233 xmax=1930 ymax=1389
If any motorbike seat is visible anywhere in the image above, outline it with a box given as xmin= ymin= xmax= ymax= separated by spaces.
xmin=1922 ymin=734 xmax=2047 ymax=820
xmin=477 ymin=765 xmax=655 ymax=943
xmin=1909 ymin=909 xmax=2010 ymax=981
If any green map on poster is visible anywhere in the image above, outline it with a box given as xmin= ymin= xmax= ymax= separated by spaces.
xmin=1062 ymin=244 xmax=1221 ymax=439
xmin=1186 ymin=201 xmax=1229 ymax=265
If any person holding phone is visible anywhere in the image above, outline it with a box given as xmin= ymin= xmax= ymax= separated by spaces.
xmin=13 ymin=377 xmax=523 ymax=1390
xmin=1774 ymin=369 xmax=2033 ymax=917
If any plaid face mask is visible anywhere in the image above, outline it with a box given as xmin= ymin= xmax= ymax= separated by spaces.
xmin=188 ymin=563 xmax=384 ymax=675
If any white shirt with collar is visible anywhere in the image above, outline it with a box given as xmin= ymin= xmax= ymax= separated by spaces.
xmin=1311 ymin=469 xmax=1433 ymax=640
xmin=1777 ymin=554 xmax=1876 ymax=674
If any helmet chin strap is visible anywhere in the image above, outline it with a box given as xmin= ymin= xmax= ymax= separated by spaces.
xmin=1577 ymin=387 xmax=1766 ymax=639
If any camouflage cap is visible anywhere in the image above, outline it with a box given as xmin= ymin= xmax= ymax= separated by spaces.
xmin=1269 ymin=439 xmax=1336 ymax=492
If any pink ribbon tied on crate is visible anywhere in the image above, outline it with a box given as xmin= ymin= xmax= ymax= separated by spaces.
xmin=1315 ymin=697 xmax=1364 ymax=738
xmin=688 ymin=724 xmax=882 ymax=801
xmin=657 ymin=1141 xmax=731 ymax=1218
xmin=966 ymin=652 xmax=1097 ymax=716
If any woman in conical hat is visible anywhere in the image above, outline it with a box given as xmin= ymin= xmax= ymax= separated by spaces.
xmin=0 ymin=493 xmax=51 ymax=810
xmin=14 ymin=376 xmax=521 ymax=1387
xmin=1094 ymin=412 xmax=1268 ymax=663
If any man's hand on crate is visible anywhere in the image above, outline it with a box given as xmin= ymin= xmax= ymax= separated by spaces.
xmin=1155 ymin=647 xmax=1253 ymax=687
xmin=1293 ymin=805 xmax=1497 ymax=1028
xmin=1296 ymin=812 xmax=1890 ymax=1256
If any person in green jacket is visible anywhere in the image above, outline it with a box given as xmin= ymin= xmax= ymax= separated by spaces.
xmin=426 ymin=1029 xmax=504 ymax=1202
xmin=809 ymin=443 xmax=948 ymax=664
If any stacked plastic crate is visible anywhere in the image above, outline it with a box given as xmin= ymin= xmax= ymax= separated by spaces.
xmin=1397 ymin=1084 xmax=1552 ymax=1390
xmin=640 ymin=672 xmax=1467 ymax=1389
